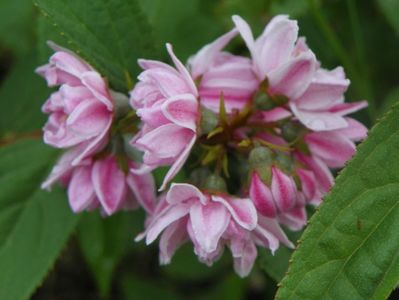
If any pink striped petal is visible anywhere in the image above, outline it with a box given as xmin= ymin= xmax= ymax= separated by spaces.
xmin=189 ymin=201 xmax=230 ymax=253
xmin=41 ymin=147 xmax=83 ymax=190
xmin=166 ymin=183 xmax=207 ymax=205
xmin=268 ymin=51 xmax=316 ymax=99
xmin=305 ymin=131 xmax=355 ymax=167
xmin=259 ymin=107 xmax=291 ymax=122
xmin=329 ymin=100 xmax=368 ymax=116
xmin=166 ymin=43 xmax=198 ymax=97
xmin=279 ymin=207 xmax=307 ymax=231
xmin=67 ymin=165 xmax=95 ymax=212
xmin=67 ymin=98 xmax=111 ymax=137
xmin=257 ymin=215 xmax=294 ymax=250
xmin=81 ymin=71 xmax=113 ymax=110
xmin=49 ymin=51 xmax=91 ymax=78
xmin=136 ymin=102 xmax=169 ymax=128
xmin=71 ymin=117 xmax=112 ymax=166
xmin=92 ymin=156 xmax=127 ymax=215
xmin=256 ymin=15 xmax=298 ymax=78
xmin=232 ymin=15 xmax=257 ymax=65
xmin=271 ymin=167 xmax=297 ymax=212
xmin=295 ymin=152 xmax=333 ymax=193
xmin=135 ymin=124 xmax=193 ymax=159
xmin=294 ymin=67 xmax=349 ymax=111
xmin=296 ymin=169 xmax=317 ymax=200
xmin=189 ymin=28 xmax=238 ymax=78
xmin=126 ymin=171 xmax=156 ymax=214
xmin=290 ymin=104 xmax=348 ymax=131
xmin=159 ymin=133 xmax=196 ymax=191
xmin=249 ymin=172 xmax=277 ymax=218
xmin=212 ymin=196 xmax=258 ymax=230
xmin=162 ymin=94 xmax=198 ymax=131
xmin=233 ymin=241 xmax=257 ymax=278
xmin=337 ymin=117 xmax=368 ymax=141
xmin=159 ymin=218 xmax=188 ymax=265
xmin=146 ymin=203 xmax=191 ymax=244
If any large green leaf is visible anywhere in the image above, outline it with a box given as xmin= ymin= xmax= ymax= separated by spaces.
xmin=377 ymin=0 xmax=399 ymax=36
xmin=35 ymin=0 xmax=157 ymax=92
xmin=0 ymin=140 xmax=79 ymax=300
xmin=77 ymin=210 xmax=145 ymax=298
xmin=138 ymin=0 xmax=224 ymax=61
xmin=0 ymin=50 xmax=49 ymax=136
xmin=276 ymin=104 xmax=399 ymax=299
xmin=0 ymin=0 xmax=35 ymax=56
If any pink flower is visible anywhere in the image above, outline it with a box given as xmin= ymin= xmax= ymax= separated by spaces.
xmin=233 ymin=14 xmax=317 ymax=101
xmin=233 ymin=15 xmax=368 ymax=131
xmin=289 ymin=66 xmax=368 ymax=131
xmin=42 ymin=150 xmax=156 ymax=215
xmin=137 ymin=183 xmax=292 ymax=277
xmin=130 ymin=44 xmax=199 ymax=191
xmin=304 ymin=117 xmax=368 ymax=168
xmin=36 ymin=43 xmax=113 ymax=165
xmin=188 ymin=29 xmax=258 ymax=113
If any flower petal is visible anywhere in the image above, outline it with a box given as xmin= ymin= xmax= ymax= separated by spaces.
xmin=249 ymin=172 xmax=277 ymax=218
xmin=159 ymin=218 xmax=188 ymax=265
xmin=256 ymin=15 xmax=298 ymax=78
xmin=146 ymin=203 xmax=191 ymax=244
xmin=81 ymin=71 xmax=113 ymax=110
xmin=268 ymin=50 xmax=316 ymax=99
xmin=67 ymin=165 xmax=95 ymax=212
xmin=162 ymin=94 xmax=198 ymax=131
xmin=159 ymin=133 xmax=196 ymax=191
xmin=189 ymin=201 xmax=230 ymax=253
xmin=271 ymin=167 xmax=297 ymax=212
xmin=233 ymin=241 xmax=257 ymax=278
xmin=126 ymin=170 xmax=156 ymax=214
xmin=305 ymin=131 xmax=356 ymax=168
xmin=92 ymin=156 xmax=127 ymax=215
xmin=166 ymin=183 xmax=207 ymax=205
xmin=189 ymin=28 xmax=238 ymax=78
xmin=166 ymin=43 xmax=198 ymax=96
xmin=212 ymin=196 xmax=258 ymax=230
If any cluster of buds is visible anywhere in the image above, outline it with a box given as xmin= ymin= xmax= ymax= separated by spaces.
xmin=37 ymin=15 xmax=367 ymax=277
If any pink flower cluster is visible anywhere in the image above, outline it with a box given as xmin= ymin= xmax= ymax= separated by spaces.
xmin=38 ymin=15 xmax=367 ymax=277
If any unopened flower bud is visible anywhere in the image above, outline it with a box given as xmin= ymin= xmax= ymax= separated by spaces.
xmin=248 ymin=146 xmax=273 ymax=169
xmin=254 ymin=91 xmax=275 ymax=110
xmin=204 ymin=174 xmax=227 ymax=192
xmin=200 ymin=107 xmax=219 ymax=134
xmin=275 ymin=151 xmax=293 ymax=173
xmin=281 ymin=121 xmax=302 ymax=142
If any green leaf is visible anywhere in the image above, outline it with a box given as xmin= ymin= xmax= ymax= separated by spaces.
xmin=138 ymin=0 xmax=224 ymax=61
xmin=77 ymin=211 xmax=144 ymax=298
xmin=35 ymin=0 xmax=158 ymax=92
xmin=378 ymin=87 xmax=399 ymax=117
xmin=377 ymin=0 xmax=399 ymax=36
xmin=0 ymin=0 xmax=35 ymax=56
xmin=276 ymin=104 xmax=399 ymax=299
xmin=0 ymin=50 xmax=49 ymax=136
xmin=122 ymin=274 xmax=181 ymax=300
xmin=0 ymin=140 xmax=79 ymax=300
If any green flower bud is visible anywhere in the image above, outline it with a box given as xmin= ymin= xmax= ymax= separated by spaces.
xmin=248 ymin=146 xmax=273 ymax=169
xmin=200 ymin=107 xmax=219 ymax=134
xmin=204 ymin=174 xmax=227 ymax=192
xmin=275 ymin=151 xmax=293 ymax=173
xmin=254 ymin=91 xmax=275 ymax=110
xmin=281 ymin=121 xmax=302 ymax=142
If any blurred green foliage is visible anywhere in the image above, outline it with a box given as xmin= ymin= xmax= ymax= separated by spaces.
xmin=0 ymin=0 xmax=399 ymax=299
